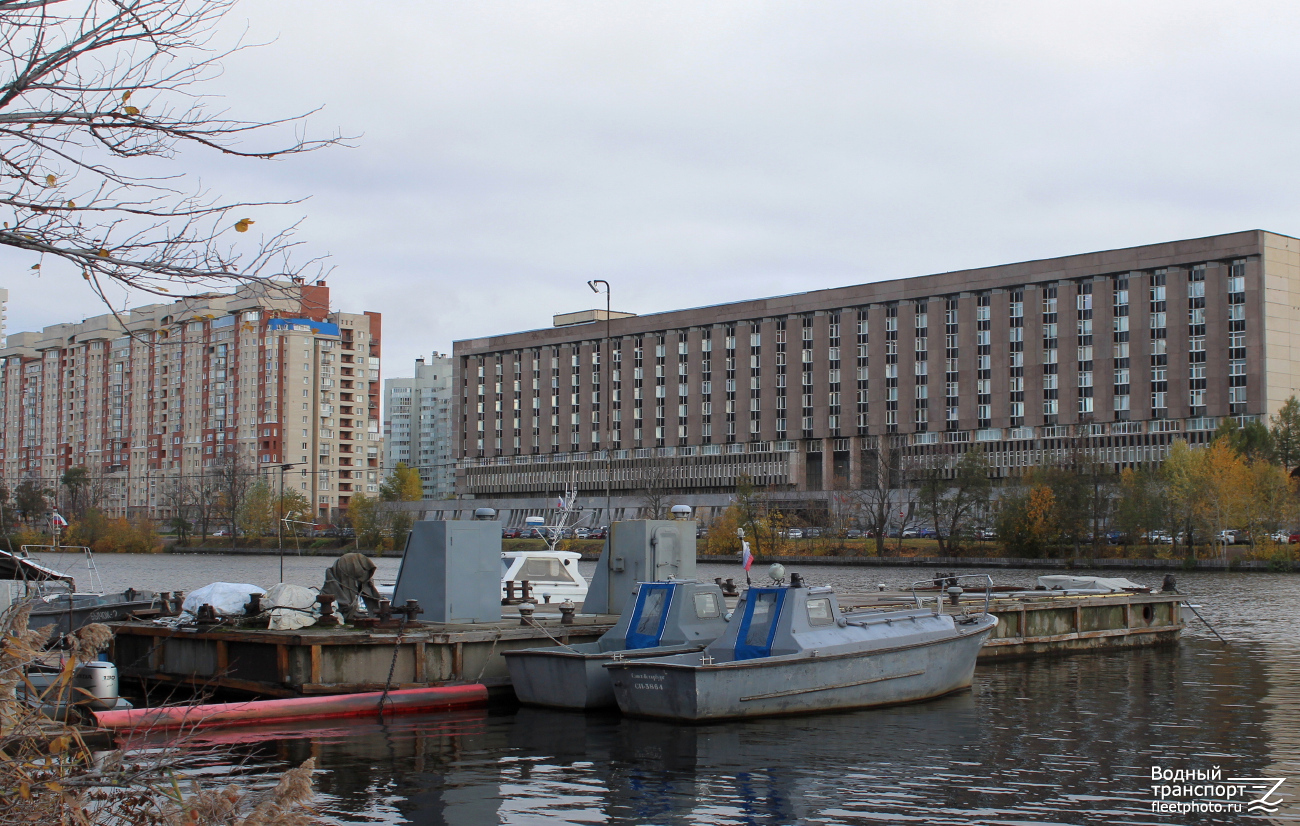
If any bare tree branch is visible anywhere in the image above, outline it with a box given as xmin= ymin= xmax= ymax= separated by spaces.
xmin=0 ymin=0 xmax=347 ymax=304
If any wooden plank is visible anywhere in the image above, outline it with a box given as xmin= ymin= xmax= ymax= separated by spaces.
xmin=310 ymin=645 xmax=321 ymax=684
xmin=414 ymin=641 xmax=426 ymax=683
xmin=277 ymin=644 xmax=289 ymax=685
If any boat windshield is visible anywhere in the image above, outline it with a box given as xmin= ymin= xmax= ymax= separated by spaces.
xmin=634 ymin=588 xmax=668 ymax=637
xmin=735 ymin=588 xmax=786 ymax=660
xmin=511 ymin=557 xmax=576 ymax=583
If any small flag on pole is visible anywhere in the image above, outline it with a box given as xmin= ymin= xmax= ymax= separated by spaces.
xmin=557 ymin=497 xmax=564 ymax=510
xmin=51 ymin=511 xmax=68 ymax=528
xmin=742 ymin=540 xmax=753 ymax=571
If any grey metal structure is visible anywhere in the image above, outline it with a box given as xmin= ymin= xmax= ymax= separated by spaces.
xmin=584 ymin=520 xmax=697 ymax=615
xmin=606 ymin=580 xmax=998 ymax=721
xmin=504 ymin=580 xmax=728 ymax=709
xmin=392 ymin=520 xmax=502 ymax=623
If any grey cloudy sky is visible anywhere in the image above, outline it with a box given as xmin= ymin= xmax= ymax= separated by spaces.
xmin=6 ymin=1 xmax=1300 ymax=376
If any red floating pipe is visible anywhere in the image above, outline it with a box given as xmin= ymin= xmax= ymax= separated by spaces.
xmin=94 ymin=684 xmax=488 ymax=732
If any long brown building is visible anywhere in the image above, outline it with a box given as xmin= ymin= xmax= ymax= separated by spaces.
xmin=452 ymin=230 xmax=1300 ymax=503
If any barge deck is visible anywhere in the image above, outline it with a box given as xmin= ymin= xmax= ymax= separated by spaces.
xmin=109 ymin=591 xmax=1184 ymax=699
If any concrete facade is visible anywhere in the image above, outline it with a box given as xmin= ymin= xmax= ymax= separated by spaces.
xmin=452 ymin=230 xmax=1294 ymax=499
xmin=0 ymin=281 xmax=382 ymax=523
xmin=384 ymin=353 xmax=455 ymax=499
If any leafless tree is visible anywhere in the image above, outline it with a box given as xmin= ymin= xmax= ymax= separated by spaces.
xmin=210 ymin=454 xmax=252 ymax=545
xmin=190 ymin=468 xmax=220 ymax=542
xmin=843 ymin=435 xmax=915 ymax=557
xmin=0 ymin=0 xmax=344 ymax=310
xmin=159 ymin=475 xmax=195 ymax=540
xmin=634 ymin=460 xmax=675 ymax=519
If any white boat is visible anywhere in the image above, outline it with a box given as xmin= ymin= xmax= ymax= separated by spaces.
xmin=501 ymin=549 xmax=588 ymax=603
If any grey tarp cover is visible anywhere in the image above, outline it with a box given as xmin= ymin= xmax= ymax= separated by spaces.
xmin=321 ymin=553 xmax=382 ymax=621
xmin=1037 ymin=575 xmax=1146 ymax=592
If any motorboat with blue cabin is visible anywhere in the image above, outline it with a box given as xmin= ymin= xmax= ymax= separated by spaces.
xmin=606 ymin=572 xmax=998 ymax=721
xmin=504 ymin=580 xmax=728 ymax=709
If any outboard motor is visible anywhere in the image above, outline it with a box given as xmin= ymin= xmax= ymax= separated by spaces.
xmin=72 ymin=661 xmax=121 ymax=711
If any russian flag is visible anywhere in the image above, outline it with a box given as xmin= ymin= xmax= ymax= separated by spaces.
xmin=557 ymin=497 xmax=564 ymax=510
xmin=51 ymin=511 xmax=68 ymax=528
xmin=742 ymin=540 xmax=753 ymax=571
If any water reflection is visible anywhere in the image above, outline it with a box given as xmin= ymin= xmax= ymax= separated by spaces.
xmin=183 ymin=636 xmax=1295 ymax=825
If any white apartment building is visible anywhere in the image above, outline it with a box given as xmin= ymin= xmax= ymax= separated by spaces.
xmin=0 ymin=280 xmax=382 ymax=524
xmin=384 ymin=352 xmax=454 ymax=499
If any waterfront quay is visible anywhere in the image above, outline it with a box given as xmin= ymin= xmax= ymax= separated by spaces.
xmin=109 ymin=590 xmax=1183 ymax=699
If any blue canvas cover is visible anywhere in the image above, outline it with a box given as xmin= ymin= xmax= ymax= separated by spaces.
xmin=734 ymin=588 xmax=786 ymax=660
xmin=624 ymin=583 xmax=675 ymax=649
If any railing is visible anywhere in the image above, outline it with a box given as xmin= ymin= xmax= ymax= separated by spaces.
xmin=908 ymin=573 xmax=993 ymax=619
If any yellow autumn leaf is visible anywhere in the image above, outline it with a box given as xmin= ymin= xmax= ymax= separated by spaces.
xmin=122 ymin=90 xmax=132 ymax=102
xmin=30 ymin=263 xmax=39 ymax=270
xmin=19 ymin=783 xmax=29 ymax=799
xmin=82 ymin=271 xmax=89 ymax=280
xmin=157 ymin=287 xmax=169 ymax=293
xmin=124 ymin=106 xmax=139 ymax=116
xmin=66 ymin=200 xmax=75 ymax=208
xmin=47 ymin=735 xmax=69 ymax=754
xmin=96 ymin=249 xmax=109 ymax=257
xmin=45 ymin=174 xmax=56 ymax=186
xmin=44 ymin=781 xmax=63 ymax=792
xmin=234 ymin=218 xmax=254 ymax=232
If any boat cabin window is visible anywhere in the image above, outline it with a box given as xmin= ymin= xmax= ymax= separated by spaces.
xmin=634 ymin=588 xmax=669 ymax=637
xmin=512 ymin=557 xmax=575 ymax=583
xmin=744 ymin=591 xmax=781 ymax=648
xmin=806 ymin=597 xmax=834 ymax=626
xmin=694 ymin=591 xmax=720 ymax=619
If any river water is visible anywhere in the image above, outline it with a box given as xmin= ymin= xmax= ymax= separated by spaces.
xmin=29 ymin=552 xmax=1300 ymax=824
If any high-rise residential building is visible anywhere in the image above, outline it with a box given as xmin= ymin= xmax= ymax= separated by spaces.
xmin=451 ymin=230 xmax=1300 ymax=504
xmin=384 ymin=352 xmax=455 ymax=499
xmin=0 ymin=280 xmax=382 ymax=524
xmin=0 ymin=288 xmax=8 ymax=347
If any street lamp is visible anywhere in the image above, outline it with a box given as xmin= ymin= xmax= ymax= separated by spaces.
xmin=587 ymin=279 xmax=612 ymax=530
xmin=277 ymin=462 xmax=302 ymax=583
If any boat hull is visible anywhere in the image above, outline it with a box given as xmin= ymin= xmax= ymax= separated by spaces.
xmin=30 ymin=594 xmax=157 ymax=636
xmin=505 ymin=644 xmax=705 ymax=709
xmin=608 ymin=618 xmax=996 ymax=721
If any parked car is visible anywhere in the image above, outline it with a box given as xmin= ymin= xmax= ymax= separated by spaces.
xmin=845 ymin=529 xmax=863 ymax=539
xmin=1143 ymin=530 xmax=1173 ymax=544
xmin=589 ymin=527 xmax=608 ymax=540
xmin=574 ymin=527 xmax=590 ymax=539
xmin=1269 ymin=531 xmax=1290 ymax=543
xmin=502 ymin=527 xmax=523 ymax=539
xmin=786 ymin=528 xmax=804 ymax=539
xmin=1289 ymin=532 xmax=1300 ymax=544
xmin=1104 ymin=530 xmax=1124 ymax=545
xmin=1215 ymin=530 xmax=1238 ymax=545
xmin=804 ymin=528 xmax=822 ymax=538
xmin=212 ymin=529 xmax=230 ymax=537
xmin=917 ymin=527 xmax=937 ymax=539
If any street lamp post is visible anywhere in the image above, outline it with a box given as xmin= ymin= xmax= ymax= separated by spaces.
xmin=277 ymin=462 xmax=301 ymax=583
xmin=587 ymin=279 xmax=612 ymax=529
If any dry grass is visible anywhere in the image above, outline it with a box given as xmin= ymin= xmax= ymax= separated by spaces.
xmin=0 ymin=601 xmax=323 ymax=825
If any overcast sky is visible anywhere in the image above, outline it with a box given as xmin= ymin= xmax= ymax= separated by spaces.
xmin=6 ymin=1 xmax=1300 ymax=376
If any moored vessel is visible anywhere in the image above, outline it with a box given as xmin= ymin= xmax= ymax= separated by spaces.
xmin=606 ymin=574 xmax=998 ymax=721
